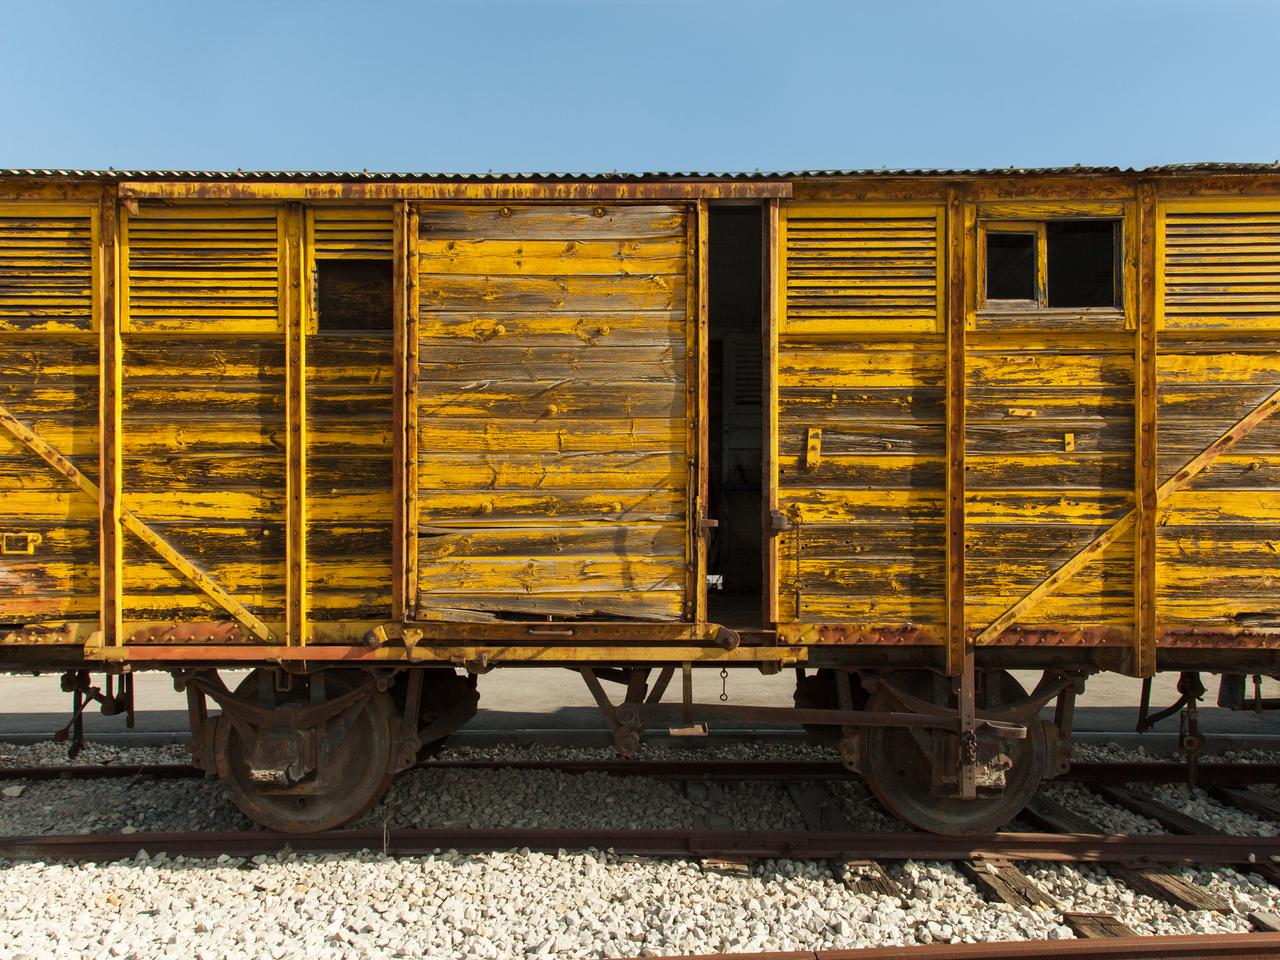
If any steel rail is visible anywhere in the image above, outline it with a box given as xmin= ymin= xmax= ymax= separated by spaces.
xmin=5 ymin=827 xmax=1280 ymax=864
xmin=631 ymin=931 xmax=1280 ymax=960
xmin=4 ymin=758 xmax=1280 ymax=785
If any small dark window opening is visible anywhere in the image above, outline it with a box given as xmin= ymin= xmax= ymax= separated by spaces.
xmin=316 ymin=260 xmax=394 ymax=330
xmin=986 ymin=232 xmax=1037 ymax=301
xmin=1047 ymin=221 xmax=1117 ymax=307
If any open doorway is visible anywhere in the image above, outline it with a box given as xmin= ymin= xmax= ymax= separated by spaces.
xmin=706 ymin=205 xmax=764 ymax=628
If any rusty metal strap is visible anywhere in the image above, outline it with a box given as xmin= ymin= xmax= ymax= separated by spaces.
xmin=975 ymin=387 xmax=1280 ymax=644
xmin=0 ymin=403 xmax=273 ymax=642
xmin=185 ymin=673 xmax=374 ymax=730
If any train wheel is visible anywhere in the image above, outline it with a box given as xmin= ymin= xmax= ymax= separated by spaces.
xmin=862 ymin=670 xmax=1046 ymax=836
xmin=213 ymin=669 xmax=397 ymax=833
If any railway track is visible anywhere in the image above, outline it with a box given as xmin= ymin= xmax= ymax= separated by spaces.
xmin=6 ymin=755 xmax=1280 ymax=955
xmin=3 ymin=825 xmax=1280 ymax=864
xmin=639 ymin=932 xmax=1280 ymax=959
xmin=7 ymin=757 xmax=1280 ymax=785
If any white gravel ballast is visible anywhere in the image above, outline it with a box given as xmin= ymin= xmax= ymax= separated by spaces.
xmin=2 ymin=738 xmax=1280 ymax=957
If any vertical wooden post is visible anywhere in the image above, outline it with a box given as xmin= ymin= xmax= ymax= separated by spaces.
xmin=405 ymin=205 xmax=420 ymax=617
xmin=695 ymin=200 xmax=710 ymax=626
xmin=392 ymin=201 xmax=407 ymax=621
xmin=98 ymin=189 xmax=122 ymax=646
xmin=1135 ymin=182 xmax=1159 ymax=678
xmin=944 ymin=190 xmax=969 ymax=676
xmin=945 ymin=190 xmax=976 ymax=799
xmin=392 ymin=201 xmax=420 ymax=621
xmin=283 ymin=203 xmax=307 ymax=645
xmin=762 ymin=200 xmax=780 ymax=627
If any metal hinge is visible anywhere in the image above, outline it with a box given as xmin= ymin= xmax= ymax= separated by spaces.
xmin=767 ymin=510 xmax=792 ymax=534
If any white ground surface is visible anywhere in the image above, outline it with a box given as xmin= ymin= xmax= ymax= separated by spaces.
xmin=4 ymin=668 xmax=1279 ymax=725
xmin=3 ymin=670 xmax=1280 ymax=957
xmin=2 ymin=739 xmax=1280 ymax=958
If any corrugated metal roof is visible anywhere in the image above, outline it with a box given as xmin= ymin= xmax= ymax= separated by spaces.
xmin=1 ymin=163 xmax=1278 ymax=182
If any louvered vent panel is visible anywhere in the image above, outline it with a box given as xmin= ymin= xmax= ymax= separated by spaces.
xmin=729 ymin=336 xmax=763 ymax=407
xmin=783 ymin=204 xmax=943 ymax=334
xmin=124 ymin=205 xmax=281 ymax=332
xmin=313 ymin=207 xmax=393 ymax=260
xmin=1163 ymin=207 xmax=1280 ymax=330
xmin=0 ymin=205 xmax=95 ymax=331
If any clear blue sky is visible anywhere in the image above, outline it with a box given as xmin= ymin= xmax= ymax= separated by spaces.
xmin=3 ymin=0 xmax=1279 ymax=173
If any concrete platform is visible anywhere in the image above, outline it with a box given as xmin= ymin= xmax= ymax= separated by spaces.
xmin=2 ymin=666 xmax=1278 ymax=749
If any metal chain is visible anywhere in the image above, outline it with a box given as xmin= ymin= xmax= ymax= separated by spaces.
xmin=720 ymin=667 xmax=729 ymax=702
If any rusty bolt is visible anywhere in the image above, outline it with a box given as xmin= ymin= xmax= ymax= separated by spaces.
xmin=546 ymin=403 xmax=560 ymax=416
xmin=499 ymin=206 xmax=511 ymax=217
xmin=592 ymin=206 xmax=606 ymax=218
xmin=480 ymin=501 xmax=494 ymax=514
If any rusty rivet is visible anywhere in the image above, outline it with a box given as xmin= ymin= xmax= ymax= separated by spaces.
xmin=592 ymin=206 xmax=606 ymax=218
xmin=499 ymin=206 xmax=512 ymax=218
xmin=492 ymin=323 xmax=506 ymax=336
xmin=546 ymin=403 xmax=560 ymax=416
xmin=611 ymin=502 xmax=623 ymax=512
xmin=480 ymin=501 xmax=494 ymax=514
xmin=598 ymin=324 xmax=611 ymax=336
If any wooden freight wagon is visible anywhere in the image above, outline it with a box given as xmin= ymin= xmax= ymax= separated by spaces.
xmin=1 ymin=166 xmax=1278 ymax=833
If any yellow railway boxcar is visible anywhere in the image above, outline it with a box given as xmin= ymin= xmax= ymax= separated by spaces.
xmin=2 ymin=166 xmax=1279 ymax=833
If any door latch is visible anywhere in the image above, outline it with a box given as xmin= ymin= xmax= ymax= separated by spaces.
xmin=767 ymin=510 xmax=793 ymax=533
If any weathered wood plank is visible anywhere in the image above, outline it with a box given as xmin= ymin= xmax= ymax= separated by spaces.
xmin=415 ymin=590 xmax=682 ymax=622
xmin=778 ymin=453 xmax=944 ymax=489
xmin=419 ymin=311 xmax=684 ymax=347
xmin=420 ymin=348 xmax=682 ymax=383
xmin=778 ymin=488 xmax=944 ymax=525
xmin=418 ymin=380 xmax=683 ymax=419
xmin=779 ymin=386 xmax=944 ymax=421
xmin=417 ymin=557 xmax=683 ymax=594
xmin=418 ymin=523 xmax=684 ymax=560
xmin=416 ymin=488 xmax=683 ymax=523
xmin=417 ymin=416 xmax=683 ymax=454
xmin=965 ymin=420 xmax=1134 ymax=455
xmin=777 ymin=346 xmax=945 ymax=389
xmin=419 ymin=274 xmax=685 ymax=312
xmin=779 ymin=421 xmax=945 ymax=457
xmin=418 ymin=204 xmax=685 ymax=241
xmin=417 ymin=451 xmax=683 ymax=490
xmin=418 ymin=239 xmax=686 ymax=276
xmin=777 ymin=523 xmax=946 ymax=560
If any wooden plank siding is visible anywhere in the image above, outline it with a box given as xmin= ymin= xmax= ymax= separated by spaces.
xmin=4 ymin=177 xmax=1280 ymax=667
xmin=773 ymin=199 xmax=1144 ymax=645
xmin=414 ymin=203 xmax=691 ymax=621
xmin=114 ymin=198 xmax=289 ymax=625
xmin=0 ymin=201 xmax=101 ymax=621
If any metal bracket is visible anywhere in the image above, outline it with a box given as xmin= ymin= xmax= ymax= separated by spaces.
xmin=1 ymin=532 xmax=41 ymax=555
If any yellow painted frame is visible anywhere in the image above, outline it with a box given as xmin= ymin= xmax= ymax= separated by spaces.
xmin=973 ymin=201 xmax=1138 ymax=329
xmin=777 ymin=201 xmax=947 ymax=336
xmin=119 ymin=203 xmax=286 ymax=334
xmin=977 ymin=220 xmax=1047 ymax=308
xmin=0 ymin=201 xmax=100 ymax=334
xmin=1156 ymin=196 xmax=1280 ymax=332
